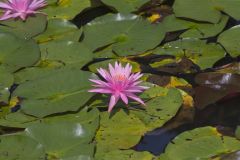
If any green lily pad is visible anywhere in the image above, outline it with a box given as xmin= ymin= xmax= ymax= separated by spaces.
xmin=14 ymin=67 xmax=60 ymax=84
xmin=25 ymin=108 xmax=99 ymax=160
xmin=181 ymin=15 xmax=228 ymax=38
xmin=40 ymin=40 xmax=93 ymax=69
xmin=83 ymin=13 xmax=165 ymax=56
xmin=13 ymin=68 xmax=93 ymax=117
xmin=0 ymin=67 xmax=13 ymax=104
xmin=162 ymin=14 xmax=228 ymax=39
xmin=218 ymin=26 xmax=240 ymax=57
xmin=101 ymin=0 xmax=149 ymax=13
xmin=96 ymin=149 xmax=154 ymax=160
xmin=132 ymin=88 xmax=183 ymax=130
xmin=95 ymin=86 xmax=182 ymax=157
xmin=96 ymin=110 xmax=148 ymax=152
xmin=43 ymin=0 xmax=91 ymax=20
xmin=0 ymin=14 xmax=47 ymax=39
xmin=88 ymin=58 xmax=141 ymax=73
xmin=173 ymin=0 xmax=221 ymax=23
xmin=159 ymin=126 xmax=240 ymax=160
xmin=173 ymin=0 xmax=240 ymax=23
xmin=0 ymin=112 xmax=37 ymax=128
xmin=0 ymin=134 xmax=45 ymax=160
xmin=0 ymin=108 xmax=99 ymax=160
xmin=153 ymin=38 xmax=225 ymax=69
xmin=0 ymin=32 xmax=40 ymax=72
xmin=35 ymin=19 xmax=81 ymax=43
xmin=214 ymin=0 xmax=240 ymax=21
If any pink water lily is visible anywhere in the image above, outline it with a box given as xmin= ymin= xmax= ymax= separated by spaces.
xmin=89 ymin=62 xmax=149 ymax=112
xmin=0 ymin=0 xmax=47 ymax=21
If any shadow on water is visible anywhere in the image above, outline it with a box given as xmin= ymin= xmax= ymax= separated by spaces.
xmin=134 ymin=124 xmax=194 ymax=155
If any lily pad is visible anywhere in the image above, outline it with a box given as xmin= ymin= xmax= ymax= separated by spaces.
xmin=162 ymin=14 xmax=228 ymax=38
xmin=40 ymin=40 xmax=93 ymax=68
xmin=101 ymin=0 xmax=149 ymax=13
xmin=96 ymin=110 xmax=148 ymax=153
xmin=0 ymin=112 xmax=37 ymax=128
xmin=218 ymin=26 xmax=240 ymax=57
xmin=173 ymin=0 xmax=221 ymax=23
xmin=43 ymin=0 xmax=91 ymax=20
xmin=0 ymin=67 xmax=13 ymax=104
xmin=132 ymin=88 xmax=183 ymax=130
xmin=25 ymin=108 xmax=99 ymax=160
xmin=88 ymin=58 xmax=141 ymax=73
xmin=35 ymin=18 xmax=81 ymax=43
xmin=0 ymin=32 xmax=40 ymax=72
xmin=159 ymin=126 xmax=240 ymax=160
xmin=14 ymin=67 xmax=60 ymax=84
xmin=96 ymin=149 xmax=154 ymax=160
xmin=173 ymin=0 xmax=240 ymax=23
xmin=0 ymin=134 xmax=45 ymax=160
xmin=153 ymin=38 xmax=226 ymax=69
xmin=0 ymin=108 xmax=99 ymax=159
xmin=83 ymin=13 xmax=166 ymax=56
xmin=13 ymin=69 xmax=93 ymax=117
xmin=0 ymin=14 xmax=47 ymax=39
xmin=95 ymin=86 xmax=183 ymax=158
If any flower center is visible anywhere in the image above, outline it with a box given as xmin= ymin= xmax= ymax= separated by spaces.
xmin=114 ymin=74 xmax=126 ymax=81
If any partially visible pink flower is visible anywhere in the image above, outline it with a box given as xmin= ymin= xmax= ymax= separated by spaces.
xmin=89 ymin=62 xmax=149 ymax=112
xmin=0 ymin=0 xmax=47 ymax=21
